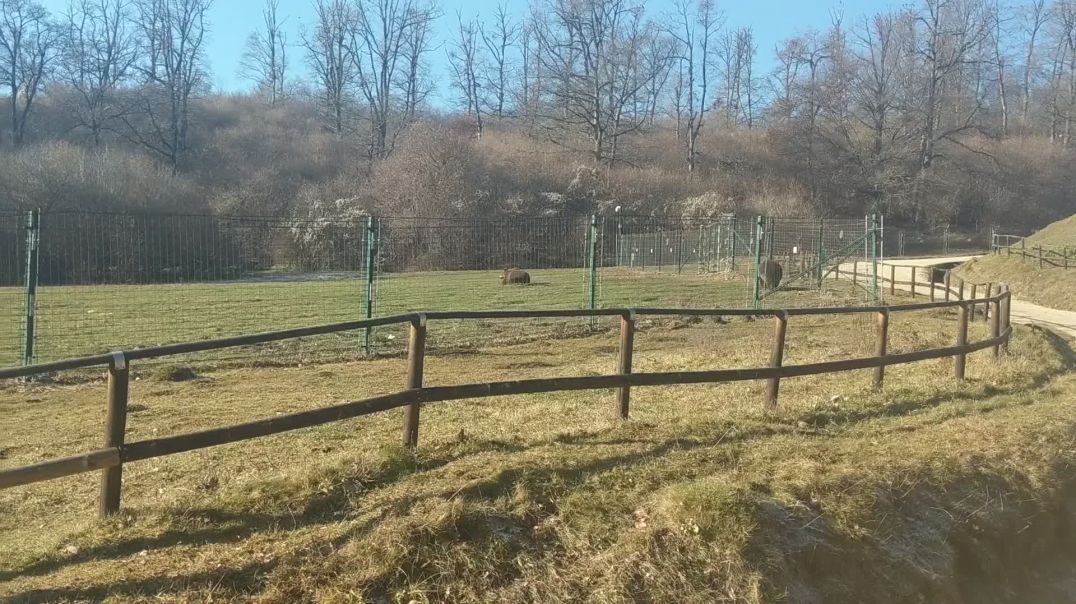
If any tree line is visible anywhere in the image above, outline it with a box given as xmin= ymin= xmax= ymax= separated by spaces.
xmin=0 ymin=0 xmax=1074 ymax=232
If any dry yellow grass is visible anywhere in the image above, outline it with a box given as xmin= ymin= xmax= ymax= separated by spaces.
xmin=0 ymin=309 xmax=1074 ymax=602
xmin=961 ymin=214 xmax=1076 ymax=312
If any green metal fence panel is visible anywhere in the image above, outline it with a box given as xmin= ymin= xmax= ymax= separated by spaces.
xmin=0 ymin=212 xmax=26 ymax=367
xmin=6 ymin=210 xmax=897 ymax=368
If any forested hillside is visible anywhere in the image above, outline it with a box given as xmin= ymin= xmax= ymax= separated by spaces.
xmin=0 ymin=0 xmax=1074 ymax=232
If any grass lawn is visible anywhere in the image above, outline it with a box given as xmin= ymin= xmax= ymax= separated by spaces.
xmin=1 ymin=307 xmax=1074 ymax=602
xmin=0 ymin=267 xmax=870 ymax=367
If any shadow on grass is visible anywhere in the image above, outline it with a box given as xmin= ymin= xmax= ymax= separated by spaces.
xmin=5 ymin=334 xmax=1073 ymax=600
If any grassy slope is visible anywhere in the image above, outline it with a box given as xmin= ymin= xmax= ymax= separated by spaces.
xmin=959 ymin=215 xmax=1076 ymax=311
xmin=2 ymin=307 xmax=1075 ymax=602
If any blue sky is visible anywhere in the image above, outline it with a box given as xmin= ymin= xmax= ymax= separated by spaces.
xmin=40 ymin=0 xmax=903 ymax=101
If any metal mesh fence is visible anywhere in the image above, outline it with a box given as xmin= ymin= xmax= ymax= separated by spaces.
xmin=4 ymin=210 xmax=885 ymax=368
xmin=602 ymin=215 xmax=880 ymax=309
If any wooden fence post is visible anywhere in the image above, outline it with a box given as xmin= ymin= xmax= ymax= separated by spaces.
xmin=929 ymin=271 xmax=936 ymax=302
xmin=957 ymin=277 xmax=964 ymax=301
xmin=1001 ymin=284 xmax=1011 ymax=355
xmin=910 ymin=268 xmax=917 ymax=297
xmin=99 ymin=352 xmax=129 ymax=518
xmin=401 ymin=314 xmax=427 ymax=449
xmin=955 ymin=304 xmax=969 ymax=382
xmin=889 ymin=265 xmax=896 ymax=296
xmin=969 ymin=284 xmax=978 ymax=321
xmin=944 ymin=271 xmax=951 ymax=301
xmin=991 ymin=295 xmax=1002 ymax=359
xmin=766 ymin=312 xmax=788 ymax=408
xmin=873 ymin=310 xmax=889 ymax=390
xmin=617 ymin=311 xmax=635 ymax=419
xmin=853 ymin=261 xmax=858 ymax=287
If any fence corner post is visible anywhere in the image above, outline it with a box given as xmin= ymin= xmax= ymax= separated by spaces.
xmin=991 ymin=293 xmax=1002 ymax=360
xmin=1000 ymin=283 xmax=1011 ymax=355
xmin=873 ymin=309 xmax=889 ymax=390
xmin=587 ymin=215 xmax=600 ymax=312
xmin=955 ymin=304 xmax=969 ymax=382
xmin=22 ymin=208 xmax=41 ymax=368
xmin=617 ymin=310 xmax=635 ymax=419
xmin=100 ymin=352 xmax=129 ymax=518
xmin=402 ymin=313 xmax=427 ymax=449
xmin=363 ymin=216 xmax=379 ymax=356
xmin=766 ymin=311 xmax=788 ymax=408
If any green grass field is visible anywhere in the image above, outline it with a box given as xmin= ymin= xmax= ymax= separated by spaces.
xmin=0 ymin=267 xmax=869 ymax=367
xmin=1 ymin=308 xmax=1073 ymax=602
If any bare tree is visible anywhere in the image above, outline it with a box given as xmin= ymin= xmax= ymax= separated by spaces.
xmin=987 ymin=0 xmax=1012 ymax=135
xmin=911 ymin=0 xmax=990 ymax=221
xmin=480 ymin=2 xmax=518 ymax=119
xmin=1020 ymin=0 xmax=1048 ymax=127
xmin=448 ymin=13 xmax=482 ymax=137
xmin=398 ymin=1 xmax=436 ymax=121
xmin=1055 ymin=0 xmax=1076 ymax=146
xmin=671 ymin=0 xmax=719 ymax=173
xmin=351 ymin=0 xmax=431 ymax=160
xmin=122 ymin=0 xmax=211 ymax=172
xmin=0 ymin=0 xmax=59 ymax=148
xmin=60 ymin=0 xmax=138 ymax=147
xmin=240 ymin=0 xmax=287 ymax=105
xmin=534 ymin=0 xmax=663 ymax=165
xmin=302 ymin=0 xmax=354 ymax=134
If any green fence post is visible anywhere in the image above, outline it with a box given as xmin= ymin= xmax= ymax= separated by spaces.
xmin=363 ymin=216 xmax=378 ymax=356
xmin=871 ymin=214 xmax=880 ymax=302
xmin=587 ymin=214 xmax=599 ymax=311
xmin=752 ymin=215 xmax=764 ymax=309
xmin=22 ymin=208 xmax=40 ymax=367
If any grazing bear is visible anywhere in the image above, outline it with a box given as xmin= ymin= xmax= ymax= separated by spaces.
xmin=501 ymin=267 xmax=531 ymax=285
xmin=760 ymin=259 xmax=783 ymax=290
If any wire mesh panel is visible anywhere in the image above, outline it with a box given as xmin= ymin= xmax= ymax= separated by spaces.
xmin=0 ymin=212 xmax=26 ymax=366
xmin=5 ymin=210 xmax=893 ymax=369
xmin=31 ymin=213 xmax=374 ymax=364
xmin=372 ymin=215 xmax=594 ymax=355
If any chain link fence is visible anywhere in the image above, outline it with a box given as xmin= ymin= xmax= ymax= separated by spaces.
xmin=4 ymin=210 xmax=888 ymax=367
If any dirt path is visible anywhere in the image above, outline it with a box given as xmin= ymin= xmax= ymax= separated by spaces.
xmin=839 ymin=256 xmax=1076 ymax=340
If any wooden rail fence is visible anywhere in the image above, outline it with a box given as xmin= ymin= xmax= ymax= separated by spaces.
xmin=992 ymin=234 xmax=1075 ymax=269
xmin=0 ymin=292 xmax=1011 ymax=521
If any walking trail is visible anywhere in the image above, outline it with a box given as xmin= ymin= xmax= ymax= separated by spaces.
xmin=840 ymin=256 xmax=1076 ymax=340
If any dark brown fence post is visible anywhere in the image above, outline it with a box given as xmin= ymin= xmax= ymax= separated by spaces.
xmin=766 ymin=312 xmax=788 ymax=408
xmin=910 ymin=268 xmax=917 ymax=297
xmin=401 ymin=314 xmax=427 ymax=449
xmin=957 ymin=277 xmax=965 ymax=301
xmin=944 ymin=271 xmax=951 ymax=301
xmin=991 ymin=295 xmax=1002 ymax=359
xmin=1001 ymin=284 xmax=1011 ymax=355
xmin=889 ymin=265 xmax=896 ymax=296
xmin=873 ymin=309 xmax=889 ymax=390
xmin=853 ymin=261 xmax=858 ymax=287
xmin=99 ymin=352 xmax=129 ymax=518
xmin=955 ymin=304 xmax=969 ymax=382
xmin=617 ymin=310 xmax=635 ymax=419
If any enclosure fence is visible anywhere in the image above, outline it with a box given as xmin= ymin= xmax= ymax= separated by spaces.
xmin=991 ymin=233 xmax=1076 ymax=269
xmin=0 ymin=210 xmax=917 ymax=367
